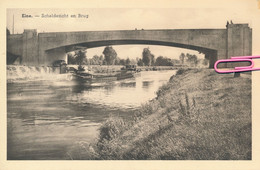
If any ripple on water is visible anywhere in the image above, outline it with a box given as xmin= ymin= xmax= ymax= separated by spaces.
xmin=7 ymin=70 xmax=176 ymax=159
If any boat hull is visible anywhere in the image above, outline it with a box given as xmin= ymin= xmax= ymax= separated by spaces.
xmin=72 ymin=70 xmax=139 ymax=83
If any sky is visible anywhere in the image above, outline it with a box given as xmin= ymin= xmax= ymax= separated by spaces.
xmin=6 ymin=8 xmax=258 ymax=60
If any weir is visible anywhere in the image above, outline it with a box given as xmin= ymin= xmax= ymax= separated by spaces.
xmin=7 ymin=65 xmax=61 ymax=81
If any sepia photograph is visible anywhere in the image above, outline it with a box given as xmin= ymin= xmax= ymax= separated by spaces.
xmin=6 ymin=8 xmax=254 ymax=160
xmin=1 ymin=0 xmax=260 ymax=169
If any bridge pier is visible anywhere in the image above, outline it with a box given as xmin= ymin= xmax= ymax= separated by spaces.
xmin=42 ymin=47 xmax=67 ymax=66
xmin=204 ymin=50 xmax=217 ymax=68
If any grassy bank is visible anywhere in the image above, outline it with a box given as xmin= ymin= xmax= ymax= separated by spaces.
xmin=68 ymin=68 xmax=251 ymax=160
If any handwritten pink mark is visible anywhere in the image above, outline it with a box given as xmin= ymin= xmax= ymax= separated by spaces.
xmin=214 ymin=56 xmax=260 ymax=73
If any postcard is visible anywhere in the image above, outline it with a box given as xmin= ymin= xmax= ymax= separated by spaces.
xmin=1 ymin=0 xmax=260 ymax=170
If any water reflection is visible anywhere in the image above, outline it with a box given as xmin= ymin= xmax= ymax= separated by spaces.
xmin=119 ymin=81 xmax=136 ymax=88
xmin=142 ymin=80 xmax=154 ymax=87
xmin=7 ymin=70 xmax=176 ymax=160
xmin=72 ymin=84 xmax=93 ymax=93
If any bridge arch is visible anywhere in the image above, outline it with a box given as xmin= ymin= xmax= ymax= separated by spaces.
xmin=46 ymin=39 xmax=217 ymax=68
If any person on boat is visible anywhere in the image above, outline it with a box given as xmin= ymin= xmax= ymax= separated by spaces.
xmin=78 ymin=65 xmax=85 ymax=72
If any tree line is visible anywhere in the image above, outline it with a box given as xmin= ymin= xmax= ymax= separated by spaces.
xmin=179 ymin=53 xmax=209 ymax=67
xmin=68 ymin=46 xmax=208 ymax=67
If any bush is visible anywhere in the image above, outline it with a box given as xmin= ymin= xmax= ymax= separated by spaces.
xmin=176 ymin=68 xmax=189 ymax=75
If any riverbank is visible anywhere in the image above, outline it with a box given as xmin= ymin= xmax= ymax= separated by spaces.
xmin=68 ymin=65 xmax=179 ymax=73
xmin=69 ymin=68 xmax=251 ymax=160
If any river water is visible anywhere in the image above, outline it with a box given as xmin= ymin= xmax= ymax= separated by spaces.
xmin=7 ymin=70 xmax=176 ymax=160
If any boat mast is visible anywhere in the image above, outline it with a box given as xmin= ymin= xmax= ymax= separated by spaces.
xmin=12 ymin=14 xmax=14 ymax=34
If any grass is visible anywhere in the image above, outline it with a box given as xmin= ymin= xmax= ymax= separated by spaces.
xmin=68 ymin=68 xmax=251 ymax=160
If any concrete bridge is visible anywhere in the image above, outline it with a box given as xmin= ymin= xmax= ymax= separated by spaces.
xmin=7 ymin=23 xmax=252 ymax=68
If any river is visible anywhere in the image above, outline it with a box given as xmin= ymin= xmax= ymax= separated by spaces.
xmin=7 ymin=70 xmax=176 ymax=160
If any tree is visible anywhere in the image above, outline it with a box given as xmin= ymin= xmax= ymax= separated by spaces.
xmin=155 ymin=56 xmax=173 ymax=66
xmin=194 ymin=55 xmax=199 ymax=67
xmin=142 ymin=48 xmax=153 ymax=66
xmin=179 ymin=53 xmax=198 ymax=66
xmin=179 ymin=53 xmax=185 ymax=64
xmin=75 ymin=50 xmax=87 ymax=65
xmin=67 ymin=52 xmax=76 ymax=64
xmin=137 ymin=58 xmax=144 ymax=66
xmin=151 ymin=54 xmax=155 ymax=66
xmin=155 ymin=56 xmax=164 ymax=66
xmin=88 ymin=55 xmax=104 ymax=65
xmin=92 ymin=55 xmax=100 ymax=65
xmin=114 ymin=57 xmax=121 ymax=65
xmin=102 ymin=46 xmax=117 ymax=65
xmin=82 ymin=57 xmax=88 ymax=65
xmin=186 ymin=54 xmax=198 ymax=66
xmin=99 ymin=55 xmax=104 ymax=65
xmin=119 ymin=59 xmax=126 ymax=65
xmin=125 ymin=57 xmax=131 ymax=65
xmin=172 ymin=59 xmax=180 ymax=65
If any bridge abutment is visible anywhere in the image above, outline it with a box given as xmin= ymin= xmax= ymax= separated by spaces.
xmin=226 ymin=24 xmax=252 ymax=68
xmin=21 ymin=29 xmax=39 ymax=65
